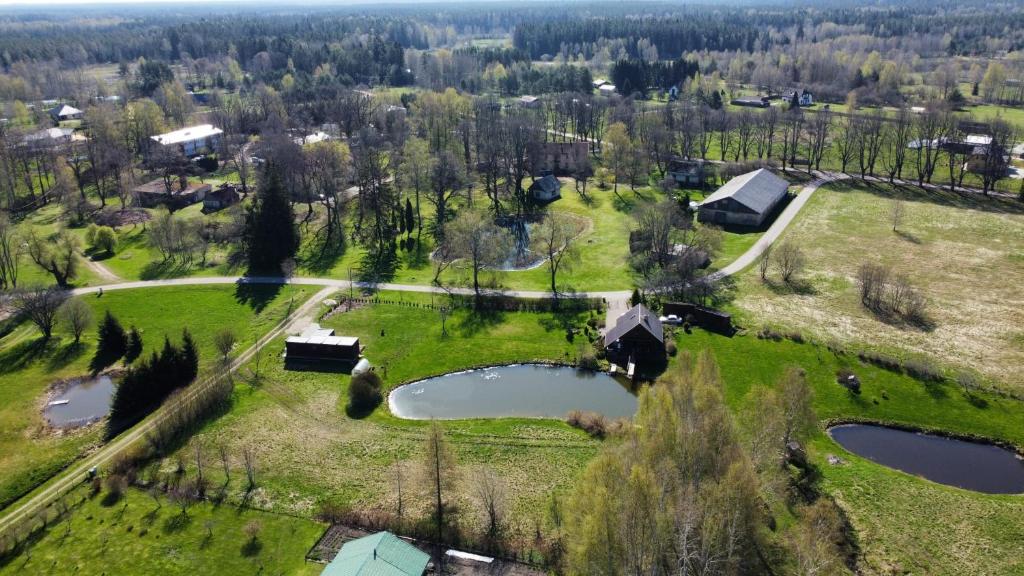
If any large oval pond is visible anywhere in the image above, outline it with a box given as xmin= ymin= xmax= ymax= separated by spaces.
xmin=388 ymin=364 xmax=637 ymax=420
xmin=44 ymin=375 xmax=116 ymax=428
xmin=829 ymin=424 xmax=1024 ymax=494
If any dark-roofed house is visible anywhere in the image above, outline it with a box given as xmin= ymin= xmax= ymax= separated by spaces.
xmin=320 ymin=531 xmax=429 ymax=576
xmin=133 ymin=177 xmax=212 ymax=209
xmin=531 ymin=141 xmax=589 ymax=176
xmin=285 ymin=324 xmax=361 ymax=363
xmin=604 ymin=304 xmax=664 ymax=373
xmin=667 ymin=158 xmax=706 ymax=187
xmin=731 ymin=96 xmax=769 ymax=108
xmin=202 ymin=183 xmax=241 ymax=211
xmin=529 ymin=174 xmax=562 ymax=203
xmin=698 ymin=169 xmax=789 ymax=227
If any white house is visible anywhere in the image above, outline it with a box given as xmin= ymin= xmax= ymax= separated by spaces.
xmin=151 ymin=124 xmax=224 ymax=157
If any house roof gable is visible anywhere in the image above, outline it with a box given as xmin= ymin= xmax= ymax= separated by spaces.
xmin=699 ymin=169 xmax=789 ymax=214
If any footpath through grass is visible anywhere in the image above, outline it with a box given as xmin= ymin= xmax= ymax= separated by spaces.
xmin=0 ymin=284 xmax=313 ymax=513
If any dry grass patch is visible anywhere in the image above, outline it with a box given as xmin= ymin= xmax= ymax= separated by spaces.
xmin=735 ymin=180 xmax=1024 ymax=392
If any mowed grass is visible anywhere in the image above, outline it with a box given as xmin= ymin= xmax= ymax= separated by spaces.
xmin=732 ymin=180 xmax=1024 ymax=393
xmin=0 ymin=486 xmax=324 ymax=576
xmin=170 ymin=291 xmax=604 ymax=538
xmin=299 ymin=178 xmax=661 ymax=291
xmin=687 ymin=329 xmax=1024 ymax=576
xmin=0 ymin=284 xmax=313 ymax=512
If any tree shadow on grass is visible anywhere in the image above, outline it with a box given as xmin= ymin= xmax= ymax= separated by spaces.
xmin=763 ymin=278 xmax=818 ymax=296
xmin=358 ymin=249 xmax=398 ymax=284
xmin=234 ymin=281 xmax=283 ymax=314
xmin=162 ymin=511 xmax=192 ymax=534
xmin=241 ymin=538 xmax=263 ymax=557
xmin=611 ymin=191 xmax=636 ymax=213
xmin=848 ymin=179 xmax=1024 ymax=216
xmin=453 ymin=307 xmax=507 ymax=338
xmin=299 ymin=230 xmax=347 ymax=275
xmin=46 ymin=341 xmax=86 ymax=372
xmin=89 ymin=347 xmax=122 ymax=375
xmin=0 ymin=337 xmax=50 ymax=373
xmin=894 ymin=229 xmax=923 ymax=244
xmin=139 ymin=259 xmax=194 ymax=281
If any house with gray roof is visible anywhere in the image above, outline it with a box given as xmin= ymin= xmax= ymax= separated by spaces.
xmin=697 ymin=169 xmax=789 ymax=227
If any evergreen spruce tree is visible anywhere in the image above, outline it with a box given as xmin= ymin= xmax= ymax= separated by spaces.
xmin=96 ymin=311 xmax=127 ymax=362
xmin=244 ymin=163 xmax=298 ymax=274
xmin=180 ymin=328 xmax=199 ymax=382
xmin=125 ymin=326 xmax=143 ymax=364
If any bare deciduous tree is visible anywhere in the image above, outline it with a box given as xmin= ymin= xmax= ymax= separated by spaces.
xmin=773 ymin=242 xmax=806 ymax=284
xmin=532 ymin=212 xmax=579 ymax=297
xmin=890 ymin=198 xmax=905 ymax=232
xmin=59 ymin=296 xmax=93 ymax=344
xmin=14 ymin=286 xmax=68 ymax=340
xmin=473 ymin=467 xmax=506 ymax=541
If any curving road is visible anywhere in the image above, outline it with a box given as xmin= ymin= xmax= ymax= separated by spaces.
xmin=1 ymin=171 xmax=834 ymax=537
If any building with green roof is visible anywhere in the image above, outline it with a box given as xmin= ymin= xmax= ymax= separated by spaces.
xmin=321 ymin=531 xmax=430 ymax=576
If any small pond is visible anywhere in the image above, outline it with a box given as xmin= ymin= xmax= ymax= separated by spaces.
xmin=388 ymin=364 xmax=637 ymax=420
xmin=828 ymin=424 xmax=1024 ymax=494
xmin=44 ymin=375 xmax=116 ymax=428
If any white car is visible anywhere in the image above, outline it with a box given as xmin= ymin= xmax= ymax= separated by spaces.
xmin=659 ymin=314 xmax=682 ymax=325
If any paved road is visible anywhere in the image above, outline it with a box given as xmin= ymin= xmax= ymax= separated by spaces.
xmin=710 ymin=171 xmax=847 ymax=279
xmin=0 ymin=286 xmax=335 ymax=537
xmin=0 ymin=168 xmax=932 ymax=534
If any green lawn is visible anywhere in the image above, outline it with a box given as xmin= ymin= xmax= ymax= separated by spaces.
xmin=0 ymin=284 xmax=313 ymax=511
xmin=0 ymin=487 xmax=324 ymax=576
xmin=298 ymin=178 xmax=659 ymax=291
xmin=687 ymin=329 xmax=1024 ymax=576
xmin=168 ymin=291 xmax=605 ymax=538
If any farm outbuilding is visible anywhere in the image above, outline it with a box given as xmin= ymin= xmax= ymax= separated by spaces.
xmin=285 ymin=324 xmax=361 ymax=363
xmin=698 ymin=168 xmax=789 ymax=227
xmin=320 ymin=531 xmax=429 ymax=576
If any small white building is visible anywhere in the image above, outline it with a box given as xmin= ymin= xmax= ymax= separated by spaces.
xmin=598 ymin=84 xmax=617 ymax=96
xmin=151 ymin=124 xmax=224 ymax=157
xmin=49 ymin=104 xmax=83 ymax=122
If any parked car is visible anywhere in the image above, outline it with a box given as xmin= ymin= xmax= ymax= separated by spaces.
xmin=659 ymin=314 xmax=682 ymax=325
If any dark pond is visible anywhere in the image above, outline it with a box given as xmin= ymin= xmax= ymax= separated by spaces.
xmin=43 ymin=375 xmax=116 ymax=427
xmin=388 ymin=364 xmax=637 ymax=420
xmin=828 ymin=424 xmax=1024 ymax=494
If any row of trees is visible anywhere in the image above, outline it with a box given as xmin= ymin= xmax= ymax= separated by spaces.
xmin=108 ymin=329 xmax=199 ymax=433
xmin=562 ymin=353 xmax=844 ymax=575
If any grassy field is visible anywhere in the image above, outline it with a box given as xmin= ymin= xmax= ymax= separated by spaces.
xmin=0 ymin=486 xmax=324 ymax=576
xmin=732 ymin=180 xmax=1024 ymax=393
xmin=169 ymin=290 xmax=604 ymax=541
xmin=6 ymin=300 xmax=1023 ymax=574
xmin=687 ymin=329 xmax=1024 ymax=576
xmin=0 ymin=284 xmax=314 ymax=512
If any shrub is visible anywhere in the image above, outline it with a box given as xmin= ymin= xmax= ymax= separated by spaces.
xmin=786 ymin=331 xmax=804 ymax=344
xmin=577 ymin=351 xmax=600 ymax=371
xmin=903 ymin=358 xmax=943 ymax=383
xmin=85 ymin=224 xmax=99 ymax=246
xmin=666 ymin=341 xmax=678 ymax=356
xmin=857 ymin=350 xmax=901 ymax=372
xmin=757 ymin=326 xmax=783 ymax=341
xmin=565 ymin=410 xmax=609 ymax=438
xmin=348 ymin=371 xmax=383 ymax=415
xmin=93 ymin=226 xmax=117 ymax=254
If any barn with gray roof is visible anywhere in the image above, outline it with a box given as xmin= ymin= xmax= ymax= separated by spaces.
xmin=697 ymin=169 xmax=790 ymax=227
